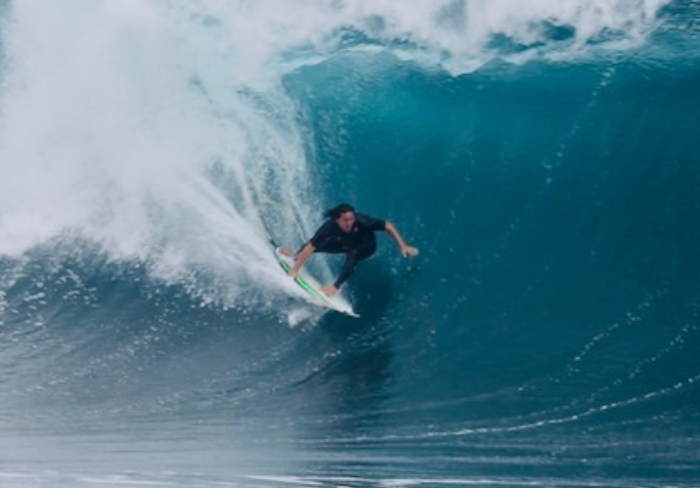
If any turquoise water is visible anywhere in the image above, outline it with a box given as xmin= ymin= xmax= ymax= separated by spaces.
xmin=1 ymin=1 xmax=699 ymax=486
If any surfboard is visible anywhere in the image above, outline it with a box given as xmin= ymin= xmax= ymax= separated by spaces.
xmin=274 ymin=247 xmax=359 ymax=318
xmin=245 ymin=182 xmax=358 ymax=318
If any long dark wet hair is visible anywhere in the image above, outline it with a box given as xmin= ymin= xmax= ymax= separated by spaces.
xmin=324 ymin=203 xmax=355 ymax=220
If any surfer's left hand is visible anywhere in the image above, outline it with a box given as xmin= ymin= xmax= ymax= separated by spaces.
xmin=401 ymin=245 xmax=419 ymax=258
xmin=320 ymin=285 xmax=338 ymax=297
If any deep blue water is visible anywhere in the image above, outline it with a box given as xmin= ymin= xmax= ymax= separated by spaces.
xmin=1 ymin=1 xmax=699 ymax=487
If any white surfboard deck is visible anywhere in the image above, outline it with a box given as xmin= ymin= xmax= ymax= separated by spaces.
xmin=274 ymin=247 xmax=359 ymax=318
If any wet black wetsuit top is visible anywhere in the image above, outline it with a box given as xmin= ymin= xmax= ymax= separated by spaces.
xmin=305 ymin=213 xmax=386 ymax=288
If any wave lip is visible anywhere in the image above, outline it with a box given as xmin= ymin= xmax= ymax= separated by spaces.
xmin=1 ymin=1 xmax=699 ymax=486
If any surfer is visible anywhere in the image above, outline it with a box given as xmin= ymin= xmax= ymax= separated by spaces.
xmin=280 ymin=203 xmax=419 ymax=297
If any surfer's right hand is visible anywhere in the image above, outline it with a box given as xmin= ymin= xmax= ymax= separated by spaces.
xmin=401 ymin=245 xmax=419 ymax=258
xmin=288 ymin=268 xmax=300 ymax=279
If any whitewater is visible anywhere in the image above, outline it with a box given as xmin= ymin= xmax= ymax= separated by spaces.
xmin=1 ymin=1 xmax=699 ymax=487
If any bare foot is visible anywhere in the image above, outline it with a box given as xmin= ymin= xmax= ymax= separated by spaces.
xmin=320 ymin=285 xmax=338 ymax=297
xmin=278 ymin=247 xmax=294 ymax=257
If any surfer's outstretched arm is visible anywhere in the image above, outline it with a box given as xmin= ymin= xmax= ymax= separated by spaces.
xmin=385 ymin=222 xmax=419 ymax=258
xmin=289 ymin=243 xmax=315 ymax=278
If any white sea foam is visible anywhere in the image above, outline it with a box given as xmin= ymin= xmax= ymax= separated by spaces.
xmin=0 ymin=0 xmax=671 ymax=304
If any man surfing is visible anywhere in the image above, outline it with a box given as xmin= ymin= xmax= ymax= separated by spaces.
xmin=279 ymin=203 xmax=419 ymax=297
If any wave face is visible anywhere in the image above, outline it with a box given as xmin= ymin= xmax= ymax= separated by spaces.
xmin=1 ymin=1 xmax=699 ymax=487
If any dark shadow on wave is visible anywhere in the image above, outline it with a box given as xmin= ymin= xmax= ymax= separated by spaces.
xmin=289 ymin=259 xmax=398 ymax=436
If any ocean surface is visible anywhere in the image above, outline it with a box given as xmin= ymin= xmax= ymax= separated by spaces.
xmin=1 ymin=1 xmax=699 ymax=487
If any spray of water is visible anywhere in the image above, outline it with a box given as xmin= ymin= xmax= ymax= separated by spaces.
xmin=0 ymin=0 xmax=671 ymax=306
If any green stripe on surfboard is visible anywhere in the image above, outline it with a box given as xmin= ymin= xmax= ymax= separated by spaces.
xmin=295 ymin=277 xmax=327 ymax=301
xmin=277 ymin=257 xmax=329 ymax=302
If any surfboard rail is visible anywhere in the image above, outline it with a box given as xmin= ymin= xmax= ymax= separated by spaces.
xmin=274 ymin=248 xmax=359 ymax=318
